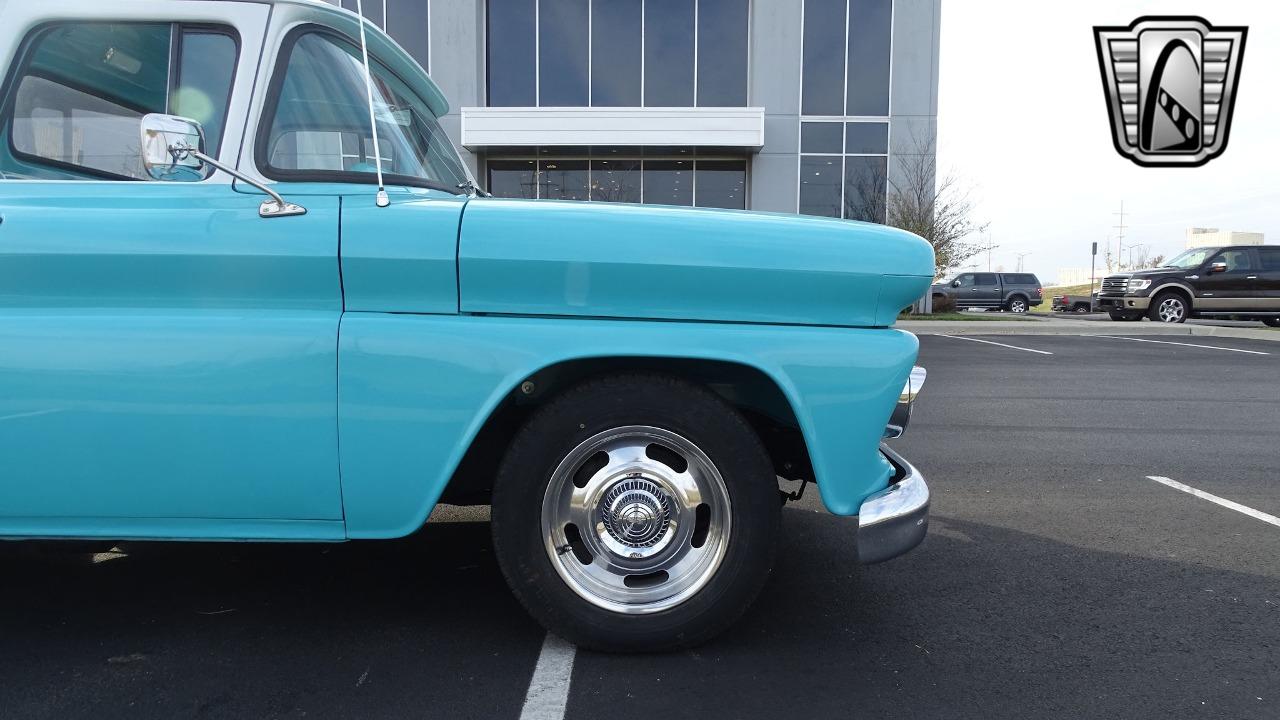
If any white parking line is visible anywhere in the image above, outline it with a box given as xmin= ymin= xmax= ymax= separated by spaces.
xmin=932 ymin=334 xmax=1054 ymax=355
xmin=1095 ymin=335 xmax=1270 ymax=356
xmin=519 ymin=634 xmax=577 ymax=720
xmin=1147 ymin=476 xmax=1280 ymax=528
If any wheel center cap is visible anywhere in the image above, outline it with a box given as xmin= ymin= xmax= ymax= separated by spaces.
xmin=601 ymin=477 xmax=672 ymax=548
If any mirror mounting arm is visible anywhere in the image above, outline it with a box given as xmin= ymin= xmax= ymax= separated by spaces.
xmin=171 ymin=143 xmax=306 ymax=218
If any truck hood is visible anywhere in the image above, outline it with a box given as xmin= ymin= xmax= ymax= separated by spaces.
xmin=458 ymin=199 xmax=934 ymax=327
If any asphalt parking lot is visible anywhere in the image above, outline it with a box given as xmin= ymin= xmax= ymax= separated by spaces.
xmin=2 ymin=333 xmax=1278 ymax=720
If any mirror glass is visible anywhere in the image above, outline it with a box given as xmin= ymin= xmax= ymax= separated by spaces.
xmin=141 ymin=113 xmax=209 ymax=181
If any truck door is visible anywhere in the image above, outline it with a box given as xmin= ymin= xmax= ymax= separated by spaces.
xmin=1197 ymin=248 xmax=1260 ymax=311
xmin=972 ymin=272 xmax=1002 ymax=307
xmin=1255 ymin=247 xmax=1280 ymax=312
xmin=0 ymin=16 xmax=345 ymax=533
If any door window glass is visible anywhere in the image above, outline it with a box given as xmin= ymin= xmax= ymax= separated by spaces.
xmin=954 ymin=274 xmax=974 ymax=287
xmin=974 ymin=273 xmax=998 ymax=286
xmin=4 ymin=23 xmax=239 ymax=180
xmin=1210 ymin=250 xmax=1255 ymax=272
xmin=260 ymin=30 xmax=469 ymax=191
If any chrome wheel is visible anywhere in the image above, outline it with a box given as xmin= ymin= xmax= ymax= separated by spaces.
xmin=1009 ymin=298 xmax=1028 ymax=313
xmin=1157 ymin=297 xmax=1186 ymax=322
xmin=541 ymin=425 xmax=731 ymax=614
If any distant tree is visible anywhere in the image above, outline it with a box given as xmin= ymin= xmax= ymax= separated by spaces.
xmin=882 ymin=133 xmax=987 ymax=279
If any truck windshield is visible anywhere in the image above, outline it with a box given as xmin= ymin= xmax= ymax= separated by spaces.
xmin=261 ymin=30 xmax=470 ymax=193
xmin=1162 ymin=248 xmax=1217 ymax=270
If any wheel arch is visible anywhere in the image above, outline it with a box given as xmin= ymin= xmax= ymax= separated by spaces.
xmin=440 ymin=356 xmax=814 ymax=507
xmin=1151 ymin=283 xmax=1194 ymax=305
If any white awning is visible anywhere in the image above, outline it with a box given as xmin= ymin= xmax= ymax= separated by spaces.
xmin=460 ymin=107 xmax=765 ymax=150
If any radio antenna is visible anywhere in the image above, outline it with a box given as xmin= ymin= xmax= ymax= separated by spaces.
xmin=354 ymin=0 xmax=389 ymax=207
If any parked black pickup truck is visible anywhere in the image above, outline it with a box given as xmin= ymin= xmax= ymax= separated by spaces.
xmin=1097 ymin=246 xmax=1280 ymax=324
xmin=931 ymin=272 xmax=1043 ymax=313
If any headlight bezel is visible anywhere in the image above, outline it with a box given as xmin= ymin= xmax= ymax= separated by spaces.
xmin=1126 ymin=278 xmax=1152 ymax=292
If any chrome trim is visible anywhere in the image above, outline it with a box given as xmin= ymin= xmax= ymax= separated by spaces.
xmin=884 ymin=366 xmax=926 ymax=439
xmin=858 ymin=444 xmax=929 ymax=564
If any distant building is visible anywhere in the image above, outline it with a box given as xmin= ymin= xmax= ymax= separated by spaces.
xmin=1186 ymin=228 xmax=1265 ymax=248
xmin=1054 ymin=268 xmax=1098 ymax=286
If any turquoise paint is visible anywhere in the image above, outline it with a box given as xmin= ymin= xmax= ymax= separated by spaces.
xmin=337 ymin=313 xmax=918 ymax=538
xmin=0 ymin=517 xmax=345 ymax=542
xmin=339 ymin=191 xmax=465 ymax=313
xmin=460 ymin=199 xmax=933 ymax=327
xmin=0 ymin=182 xmax=344 ymax=526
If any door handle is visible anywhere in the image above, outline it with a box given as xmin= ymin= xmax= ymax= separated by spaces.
xmin=1247 ymin=275 xmax=1258 ymax=280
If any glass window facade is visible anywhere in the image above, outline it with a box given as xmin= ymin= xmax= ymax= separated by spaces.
xmin=697 ymin=0 xmax=750 ymax=107
xmin=802 ymin=0 xmax=893 ymax=117
xmin=799 ymin=0 xmax=893 ymax=221
xmin=486 ymin=154 xmax=744 ymax=208
xmin=486 ymin=0 xmax=748 ymax=107
xmin=644 ymin=0 xmax=696 ymax=107
xmin=591 ymin=0 xmax=642 ymax=107
xmin=798 ymin=121 xmax=888 ymax=221
xmin=846 ymin=0 xmax=892 ymax=116
xmin=538 ymin=0 xmax=590 ymax=106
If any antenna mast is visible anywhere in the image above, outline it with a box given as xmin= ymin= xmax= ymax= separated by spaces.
xmin=355 ymin=0 xmax=389 ymax=207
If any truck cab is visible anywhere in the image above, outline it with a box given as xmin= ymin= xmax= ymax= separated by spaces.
xmin=0 ymin=0 xmax=936 ymax=651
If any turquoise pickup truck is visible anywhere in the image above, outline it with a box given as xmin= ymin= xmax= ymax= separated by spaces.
xmin=0 ymin=0 xmax=933 ymax=651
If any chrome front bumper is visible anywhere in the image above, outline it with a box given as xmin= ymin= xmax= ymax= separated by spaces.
xmin=857 ymin=444 xmax=929 ymax=563
xmin=859 ymin=364 xmax=929 ymax=564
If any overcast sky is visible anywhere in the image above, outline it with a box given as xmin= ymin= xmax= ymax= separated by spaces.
xmin=935 ymin=0 xmax=1278 ymax=283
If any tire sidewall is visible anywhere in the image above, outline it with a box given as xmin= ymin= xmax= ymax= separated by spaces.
xmin=1150 ymin=292 xmax=1189 ymax=323
xmin=491 ymin=377 xmax=779 ymax=651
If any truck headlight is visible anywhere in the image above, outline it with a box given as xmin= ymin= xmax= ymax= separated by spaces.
xmin=1126 ymin=278 xmax=1152 ymax=292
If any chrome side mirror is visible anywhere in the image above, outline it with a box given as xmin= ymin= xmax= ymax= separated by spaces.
xmin=1208 ymin=262 xmax=1228 ymax=274
xmin=139 ymin=112 xmax=306 ymax=218
xmin=951 ymin=280 xmax=961 ymax=288
xmin=141 ymin=114 xmax=210 ymax=181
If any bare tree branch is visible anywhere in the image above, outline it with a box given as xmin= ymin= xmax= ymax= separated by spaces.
xmin=882 ymin=132 xmax=988 ymax=278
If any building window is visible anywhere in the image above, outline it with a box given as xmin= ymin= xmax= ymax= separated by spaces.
xmin=591 ymin=0 xmax=642 ymax=106
xmin=801 ymin=0 xmax=892 ymax=116
xmin=487 ymin=0 xmax=536 ymax=106
xmin=486 ymin=0 xmax=749 ymax=107
xmin=341 ymin=0 xmax=431 ymax=74
xmin=485 ymin=153 xmax=745 ymax=208
xmin=798 ymin=120 xmax=887 ymax=221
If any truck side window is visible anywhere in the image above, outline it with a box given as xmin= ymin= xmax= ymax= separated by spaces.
xmin=954 ymin=274 xmax=975 ymax=287
xmin=1210 ymin=250 xmax=1254 ymax=272
xmin=974 ymin=273 xmax=998 ymax=286
xmin=258 ymin=29 xmax=469 ymax=191
xmin=2 ymin=23 xmax=238 ymax=180
xmin=1258 ymin=248 xmax=1280 ymax=271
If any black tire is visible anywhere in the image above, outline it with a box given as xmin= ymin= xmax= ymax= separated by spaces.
xmin=1108 ymin=310 xmax=1142 ymax=322
xmin=491 ymin=374 xmax=780 ymax=652
xmin=1148 ymin=291 xmax=1189 ymax=324
xmin=1264 ymin=318 xmax=1280 ymax=328
xmin=1074 ymin=303 xmax=1090 ymax=314
xmin=1006 ymin=296 xmax=1029 ymax=313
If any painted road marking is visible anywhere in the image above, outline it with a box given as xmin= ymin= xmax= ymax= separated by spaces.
xmin=1147 ymin=476 xmax=1280 ymax=529
xmin=1095 ymin=335 xmax=1270 ymax=356
xmin=933 ymin=334 xmax=1054 ymax=355
xmin=519 ymin=634 xmax=577 ymax=720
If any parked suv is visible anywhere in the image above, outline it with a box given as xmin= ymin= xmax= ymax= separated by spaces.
xmin=931 ymin=272 xmax=1043 ymax=313
xmin=1097 ymin=246 xmax=1280 ymax=325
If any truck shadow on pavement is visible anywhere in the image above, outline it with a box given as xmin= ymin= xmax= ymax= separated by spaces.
xmin=0 ymin=510 xmax=1275 ymax=720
